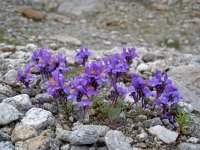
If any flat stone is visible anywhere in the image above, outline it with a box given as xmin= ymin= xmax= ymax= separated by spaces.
xmin=69 ymin=126 xmax=99 ymax=145
xmin=168 ymin=64 xmax=200 ymax=112
xmin=0 ymin=130 xmax=10 ymax=141
xmin=0 ymin=141 xmax=14 ymax=150
xmin=148 ymin=125 xmax=178 ymax=144
xmin=178 ymin=143 xmax=200 ymax=150
xmin=2 ymin=94 xmax=32 ymax=111
xmin=142 ymin=53 xmax=157 ymax=63
xmin=105 ymin=130 xmax=133 ymax=150
xmin=0 ymin=103 xmax=22 ymax=125
xmin=17 ymin=7 xmax=45 ymax=21
xmin=57 ymin=0 xmax=106 ymax=16
xmin=152 ymin=4 xmax=169 ymax=11
xmin=143 ymin=117 xmax=162 ymax=128
xmin=53 ymin=14 xmax=71 ymax=24
xmin=53 ymin=34 xmax=82 ymax=46
xmin=21 ymin=108 xmax=55 ymax=131
xmin=11 ymin=124 xmax=38 ymax=143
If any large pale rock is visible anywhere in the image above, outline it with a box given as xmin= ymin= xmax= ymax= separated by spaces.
xmin=57 ymin=0 xmax=106 ymax=16
xmin=168 ymin=64 xmax=200 ymax=112
xmin=105 ymin=130 xmax=133 ymax=150
xmin=21 ymin=108 xmax=55 ymax=130
xmin=2 ymin=94 xmax=32 ymax=111
xmin=0 ymin=103 xmax=22 ymax=125
xmin=178 ymin=143 xmax=200 ymax=150
xmin=11 ymin=124 xmax=38 ymax=142
xmin=53 ymin=34 xmax=82 ymax=46
xmin=69 ymin=126 xmax=99 ymax=145
xmin=148 ymin=125 xmax=178 ymax=144
xmin=0 ymin=141 xmax=14 ymax=150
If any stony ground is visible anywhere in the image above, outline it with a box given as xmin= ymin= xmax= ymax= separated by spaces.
xmin=0 ymin=0 xmax=200 ymax=150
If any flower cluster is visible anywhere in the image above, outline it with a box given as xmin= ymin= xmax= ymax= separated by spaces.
xmin=16 ymin=46 xmax=182 ymax=119
xmin=74 ymin=47 xmax=92 ymax=66
xmin=16 ymin=64 xmax=35 ymax=88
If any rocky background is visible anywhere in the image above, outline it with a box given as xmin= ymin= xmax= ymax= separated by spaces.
xmin=0 ymin=0 xmax=200 ymax=150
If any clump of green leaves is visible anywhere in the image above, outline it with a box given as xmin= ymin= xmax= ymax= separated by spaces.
xmin=64 ymin=65 xmax=83 ymax=79
xmin=157 ymin=38 xmax=180 ymax=49
xmin=175 ymin=111 xmax=190 ymax=135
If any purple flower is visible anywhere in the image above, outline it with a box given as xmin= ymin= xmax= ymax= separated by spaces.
xmin=129 ymin=74 xmax=153 ymax=107
xmin=50 ymin=53 xmax=68 ymax=72
xmin=121 ymin=47 xmax=138 ymax=65
xmin=78 ymin=97 xmax=92 ymax=113
xmin=74 ymin=47 xmax=92 ymax=66
xmin=47 ymin=69 xmax=70 ymax=99
xmin=16 ymin=64 xmax=35 ymax=88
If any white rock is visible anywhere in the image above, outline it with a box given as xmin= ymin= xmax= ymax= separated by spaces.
xmin=187 ymin=137 xmax=199 ymax=144
xmin=26 ymin=44 xmax=37 ymax=51
xmin=137 ymin=132 xmax=148 ymax=142
xmin=0 ymin=103 xmax=22 ymax=125
xmin=124 ymin=94 xmax=134 ymax=103
xmin=2 ymin=94 xmax=32 ymax=110
xmin=177 ymin=102 xmax=193 ymax=113
xmin=105 ymin=130 xmax=133 ymax=150
xmin=137 ymin=64 xmax=149 ymax=72
xmin=21 ymin=108 xmax=55 ymax=130
xmin=54 ymin=34 xmax=82 ymax=46
xmin=148 ymin=125 xmax=178 ymax=144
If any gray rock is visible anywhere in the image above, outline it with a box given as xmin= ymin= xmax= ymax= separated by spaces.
xmin=143 ymin=117 xmax=162 ymax=128
xmin=105 ymin=130 xmax=133 ymax=150
xmin=21 ymin=88 xmax=39 ymax=97
xmin=70 ymin=146 xmax=89 ymax=150
xmin=72 ymin=125 xmax=110 ymax=137
xmin=0 ymin=130 xmax=10 ymax=141
xmin=0 ymin=83 xmax=15 ymax=102
xmin=57 ymin=0 xmax=106 ymax=16
xmin=53 ymin=34 xmax=82 ymax=46
xmin=61 ymin=144 xmax=70 ymax=150
xmin=187 ymin=137 xmax=199 ymax=144
xmin=56 ymin=125 xmax=71 ymax=142
xmin=178 ymin=143 xmax=200 ymax=150
xmin=2 ymin=94 xmax=32 ymax=111
xmin=142 ymin=53 xmax=157 ymax=63
xmin=3 ymin=69 xmax=17 ymax=86
xmin=11 ymin=124 xmax=38 ymax=143
xmin=148 ymin=125 xmax=178 ymax=144
xmin=137 ymin=64 xmax=149 ymax=72
xmin=162 ymin=119 xmax=170 ymax=126
xmin=186 ymin=114 xmax=200 ymax=138
xmin=136 ymin=132 xmax=148 ymax=142
xmin=168 ymin=64 xmax=200 ymax=112
xmin=21 ymin=108 xmax=55 ymax=131
xmin=0 ymin=141 xmax=14 ymax=150
xmin=34 ymin=94 xmax=54 ymax=103
xmin=69 ymin=126 xmax=99 ymax=145
xmin=0 ymin=103 xmax=22 ymax=125
xmin=177 ymin=102 xmax=193 ymax=113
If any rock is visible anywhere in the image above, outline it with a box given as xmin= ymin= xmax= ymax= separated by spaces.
xmin=143 ymin=117 xmax=162 ymax=128
xmin=53 ymin=14 xmax=71 ymax=24
xmin=15 ymin=131 xmax=60 ymax=150
xmin=26 ymin=44 xmax=37 ymax=51
xmin=152 ymin=4 xmax=169 ymax=11
xmin=61 ymin=144 xmax=70 ymax=150
xmin=11 ymin=124 xmax=38 ymax=143
xmin=0 ymin=130 xmax=10 ymax=141
xmin=162 ymin=119 xmax=170 ymax=126
xmin=21 ymin=108 xmax=55 ymax=131
xmin=186 ymin=114 xmax=200 ymax=138
xmin=168 ymin=64 xmax=200 ymax=112
xmin=137 ymin=64 xmax=149 ymax=72
xmin=105 ymin=130 xmax=133 ymax=150
xmin=190 ymin=12 xmax=200 ymax=18
xmin=177 ymin=102 xmax=193 ymax=113
xmin=69 ymin=126 xmax=99 ymax=145
xmin=0 ymin=141 xmax=14 ymax=150
xmin=187 ymin=137 xmax=199 ymax=144
xmin=124 ymin=94 xmax=134 ymax=103
xmin=178 ymin=143 xmax=200 ymax=150
xmin=70 ymin=146 xmax=89 ymax=150
xmin=142 ymin=53 xmax=157 ymax=63
xmin=16 ymin=7 xmax=45 ymax=21
xmin=2 ymin=94 xmax=32 ymax=111
xmin=56 ymin=125 xmax=71 ymax=142
xmin=136 ymin=132 xmax=148 ymax=142
xmin=135 ymin=115 xmax=148 ymax=122
xmin=57 ymin=0 xmax=106 ymax=16
xmin=148 ymin=125 xmax=178 ymax=144
xmin=53 ymin=34 xmax=82 ymax=46
xmin=34 ymin=93 xmax=54 ymax=103
xmin=72 ymin=125 xmax=110 ymax=137
xmin=149 ymin=60 xmax=169 ymax=73
xmin=3 ymin=69 xmax=17 ymax=86
xmin=0 ymin=83 xmax=15 ymax=102
xmin=0 ymin=103 xmax=22 ymax=125
xmin=21 ymin=88 xmax=39 ymax=97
